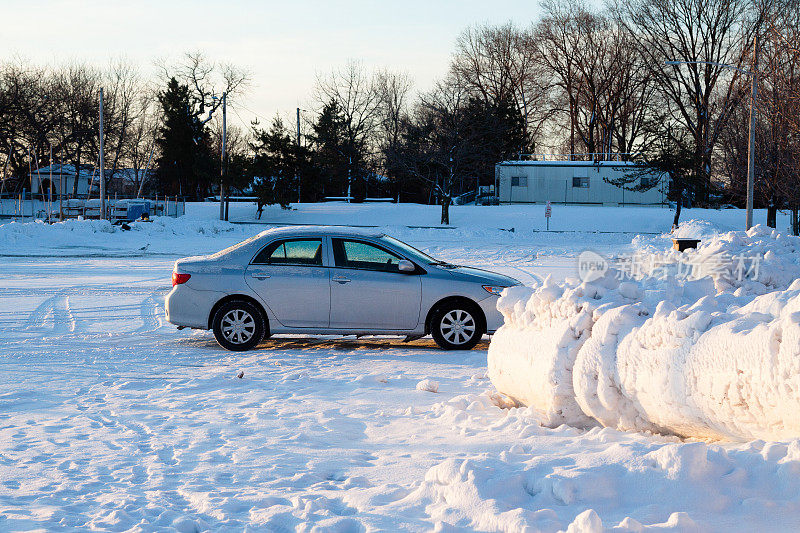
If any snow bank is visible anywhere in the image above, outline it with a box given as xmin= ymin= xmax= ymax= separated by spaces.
xmin=489 ymin=224 xmax=800 ymax=441
xmin=0 ymin=217 xmax=251 ymax=256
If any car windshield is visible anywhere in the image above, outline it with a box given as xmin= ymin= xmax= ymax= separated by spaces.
xmin=380 ymin=235 xmax=440 ymax=265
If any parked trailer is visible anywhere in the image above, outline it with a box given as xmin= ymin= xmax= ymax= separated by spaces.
xmin=495 ymin=160 xmax=666 ymax=205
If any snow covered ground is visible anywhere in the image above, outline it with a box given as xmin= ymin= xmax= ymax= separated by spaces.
xmin=2 ymin=203 xmax=800 ymax=531
xmin=189 ymin=201 xmax=790 ymax=235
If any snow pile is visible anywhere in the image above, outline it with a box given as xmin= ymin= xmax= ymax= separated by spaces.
xmin=416 ymin=379 xmax=439 ymax=393
xmin=489 ymin=225 xmax=800 ymax=440
xmin=630 ymin=223 xmax=800 ymax=295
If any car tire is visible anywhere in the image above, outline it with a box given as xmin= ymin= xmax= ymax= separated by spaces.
xmin=211 ymin=300 xmax=266 ymax=351
xmin=430 ymin=302 xmax=484 ymax=350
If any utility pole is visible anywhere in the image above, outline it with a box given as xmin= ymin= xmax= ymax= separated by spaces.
xmin=296 ymin=107 xmax=301 ymax=204
xmin=50 ymin=144 xmax=58 ymax=222
xmin=59 ymin=149 xmax=64 ymax=221
xmin=347 ymin=155 xmax=352 ymax=203
xmin=666 ymin=55 xmax=760 ymax=230
xmin=99 ymin=87 xmax=106 ymax=220
xmin=219 ymin=92 xmax=227 ymax=221
xmin=745 ymin=35 xmax=759 ymax=231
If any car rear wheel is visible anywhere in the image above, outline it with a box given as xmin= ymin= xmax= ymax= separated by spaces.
xmin=430 ymin=303 xmax=484 ymax=350
xmin=212 ymin=300 xmax=266 ymax=351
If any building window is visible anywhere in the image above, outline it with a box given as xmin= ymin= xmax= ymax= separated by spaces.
xmin=572 ymin=177 xmax=590 ymax=188
xmin=511 ymin=177 xmax=527 ymax=187
xmin=640 ymin=176 xmax=658 ymax=188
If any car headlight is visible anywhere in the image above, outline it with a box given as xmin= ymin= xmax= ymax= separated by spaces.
xmin=482 ymin=285 xmax=506 ymax=296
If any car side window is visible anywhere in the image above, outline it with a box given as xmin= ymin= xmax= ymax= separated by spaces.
xmin=332 ymin=239 xmax=404 ymax=272
xmin=252 ymin=239 xmax=323 ymax=266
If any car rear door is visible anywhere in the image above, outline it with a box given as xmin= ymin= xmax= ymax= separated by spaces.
xmin=328 ymin=238 xmax=422 ymax=330
xmin=245 ymin=237 xmax=330 ymax=328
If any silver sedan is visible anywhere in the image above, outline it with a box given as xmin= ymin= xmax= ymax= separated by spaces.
xmin=165 ymin=226 xmax=519 ymax=351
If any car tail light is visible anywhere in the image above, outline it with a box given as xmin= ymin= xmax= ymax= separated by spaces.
xmin=172 ymin=272 xmax=191 ymax=286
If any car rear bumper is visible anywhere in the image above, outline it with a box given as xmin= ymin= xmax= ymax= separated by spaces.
xmin=165 ymin=285 xmax=226 ymax=329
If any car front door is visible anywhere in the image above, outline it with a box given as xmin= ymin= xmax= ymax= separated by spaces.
xmin=328 ymin=238 xmax=422 ymax=330
xmin=245 ymin=237 xmax=330 ymax=328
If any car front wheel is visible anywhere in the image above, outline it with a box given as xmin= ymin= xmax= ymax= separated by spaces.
xmin=430 ymin=303 xmax=484 ymax=350
xmin=212 ymin=300 xmax=266 ymax=351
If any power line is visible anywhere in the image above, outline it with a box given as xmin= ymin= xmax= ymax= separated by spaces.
xmin=229 ymin=102 xmax=272 ymax=125
xmin=228 ymin=105 xmax=251 ymax=131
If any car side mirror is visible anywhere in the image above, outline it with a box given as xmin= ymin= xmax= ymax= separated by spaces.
xmin=398 ymin=259 xmax=415 ymax=273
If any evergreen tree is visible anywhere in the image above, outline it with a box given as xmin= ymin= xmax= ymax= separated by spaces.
xmin=249 ymin=117 xmax=313 ymax=209
xmin=608 ymin=129 xmax=693 ymax=229
xmin=311 ymin=100 xmax=348 ymax=198
xmin=311 ymin=100 xmax=365 ymax=200
xmin=155 ymin=77 xmax=215 ymax=199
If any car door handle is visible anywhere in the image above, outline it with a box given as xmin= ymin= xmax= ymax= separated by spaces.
xmin=332 ymin=276 xmax=351 ymax=284
xmin=250 ymin=272 xmax=270 ymax=280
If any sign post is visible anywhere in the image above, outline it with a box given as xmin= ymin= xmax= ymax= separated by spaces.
xmin=545 ymin=201 xmax=552 ymax=231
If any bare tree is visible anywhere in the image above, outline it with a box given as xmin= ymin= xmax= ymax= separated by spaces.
xmin=100 ymin=58 xmax=145 ymax=193
xmin=393 ymin=73 xmax=525 ymax=223
xmin=52 ymin=63 xmax=102 ymax=196
xmin=535 ymin=1 xmax=585 ymax=157
xmin=451 ymin=23 xmax=551 ymax=153
xmin=616 ymin=0 xmax=755 ymax=204
xmin=314 ymin=60 xmax=383 ymax=199
xmin=374 ymin=68 xmax=413 ymax=197
xmin=124 ymin=94 xmax=159 ymax=195
xmin=314 ymin=61 xmax=382 ymax=151
xmin=160 ymin=51 xmax=250 ymax=126
xmin=720 ymin=0 xmax=800 ymax=228
xmin=400 ymin=75 xmax=472 ymax=223
xmin=534 ymin=1 xmax=662 ymax=160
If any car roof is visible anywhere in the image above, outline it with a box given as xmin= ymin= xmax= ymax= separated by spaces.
xmin=253 ymin=225 xmax=384 ymax=240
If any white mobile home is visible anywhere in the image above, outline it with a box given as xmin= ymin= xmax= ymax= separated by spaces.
xmin=495 ymin=160 xmax=665 ymax=205
xmin=29 ymin=165 xmax=97 ymax=197
xmin=30 ymin=166 xmax=153 ymax=198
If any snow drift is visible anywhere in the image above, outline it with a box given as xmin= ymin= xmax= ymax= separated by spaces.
xmin=489 ymin=224 xmax=800 ymax=441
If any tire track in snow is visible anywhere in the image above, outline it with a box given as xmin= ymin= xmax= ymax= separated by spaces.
xmin=136 ymin=293 xmax=163 ymax=333
xmin=23 ymin=293 xmax=81 ymax=334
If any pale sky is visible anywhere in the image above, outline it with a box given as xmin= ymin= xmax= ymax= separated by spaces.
xmin=2 ymin=0 xmax=544 ymax=129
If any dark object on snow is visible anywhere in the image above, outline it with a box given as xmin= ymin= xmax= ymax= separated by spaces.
xmin=672 ymin=238 xmax=700 ymax=252
xmin=120 ymin=223 xmax=131 ymax=231
xmin=237 ymin=370 xmax=244 ymax=379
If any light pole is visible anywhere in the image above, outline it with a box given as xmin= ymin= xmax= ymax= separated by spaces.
xmin=99 ymin=87 xmax=106 ymax=220
xmin=212 ymin=92 xmax=227 ymax=221
xmin=666 ymin=35 xmax=759 ymax=230
xmin=746 ymin=36 xmax=759 ymax=230
xmin=296 ymin=108 xmax=304 ymax=204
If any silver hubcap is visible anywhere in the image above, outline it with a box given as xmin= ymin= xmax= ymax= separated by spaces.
xmin=221 ymin=309 xmax=256 ymax=344
xmin=440 ymin=309 xmax=476 ymax=345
